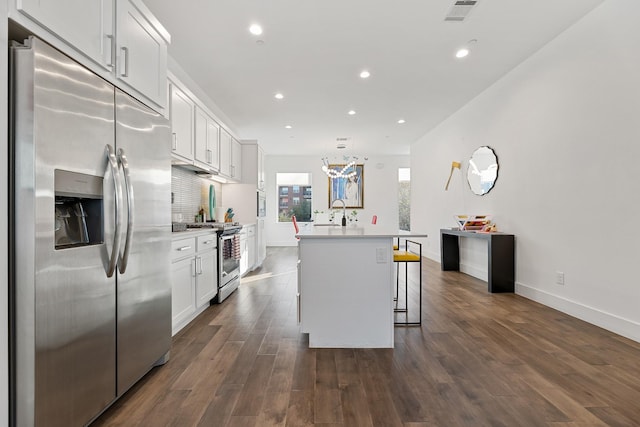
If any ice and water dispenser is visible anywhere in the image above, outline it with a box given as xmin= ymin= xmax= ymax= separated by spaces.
xmin=54 ymin=169 xmax=104 ymax=249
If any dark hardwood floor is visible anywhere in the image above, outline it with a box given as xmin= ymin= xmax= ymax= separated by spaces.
xmin=93 ymin=247 xmax=640 ymax=426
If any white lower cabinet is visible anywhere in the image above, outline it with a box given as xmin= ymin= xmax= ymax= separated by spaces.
xmin=239 ymin=229 xmax=248 ymax=276
xmin=171 ymin=255 xmax=196 ymax=331
xmin=246 ymin=225 xmax=256 ymax=272
xmin=239 ymin=225 xmax=257 ymax=277
xmin=171 ymin=233 xmax=218 ymax=335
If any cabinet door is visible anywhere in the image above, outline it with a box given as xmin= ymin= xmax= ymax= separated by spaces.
xmin=219 ymin=128 xmax=232 ymax=177
xmin=207 ymin=119 xmax=220 ymax=171
xmin=257 ymin=218 xmax=266 ymax=266
xmin=170 ymin=84 xmax=194 ymax=160
xmin=116 ymin=0 xmax=168 ymax=107
xmin=247 ymin=227 xmax=256 ymax=271
xmin=18 ymin=0 xmax=114 ymax=70
xmin=195 ymin=250 xmax=218 ymax=307
xmin=171 ymin=257 xmax=196 ymax=332
xmin=194 ymin=106 xmax=209 ymax=168
xmin=239 ymin=234 xmax=248 ymax=276
xmin=231 ymin=138 xmax=242 ymax=181
xmin=257 ymin=146 xmax=265 ymax=191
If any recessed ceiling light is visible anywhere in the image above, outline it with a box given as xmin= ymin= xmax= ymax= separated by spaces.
xmin=249 ymin=24 xmax=263 ymax=36
xmin=359 ymin=70 xmax=370 ymax=79
xmin=348 ymin=110 xmax=356 ymax=115
xmin=397 ymin=119 xmax=406 ymax=124
xmin=274 ymin=93 xmax=284 ymax=100
xmin=455 ymin=48 xmax=469 ymax=58
xmin=285 ymin=125 xmax=292 ymax=129
xmin=455 ymin=39 xmax=477 ymax=59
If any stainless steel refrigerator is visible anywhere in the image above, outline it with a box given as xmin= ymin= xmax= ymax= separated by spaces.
xmin=10 ymin=37 xmax=171 ymax=426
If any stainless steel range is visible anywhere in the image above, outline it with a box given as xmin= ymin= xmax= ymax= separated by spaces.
xmin=180 ymin=222 xmax=243 ymax=302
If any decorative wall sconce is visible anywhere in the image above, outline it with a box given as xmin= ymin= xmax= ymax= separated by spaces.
xmin=445 ymin=161 xmax=461 ymax=190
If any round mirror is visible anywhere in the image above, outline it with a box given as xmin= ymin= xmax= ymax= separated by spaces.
xmin=467 ymin=146 xmax=499 ymax=195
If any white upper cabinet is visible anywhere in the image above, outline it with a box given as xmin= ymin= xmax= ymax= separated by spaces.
xmin=231 ymin=138 xmax=242 ymax=181
xmin=17 ymin=0 xmax=115 ymax=71
xmin=240 ymin=141 xmax=265 ymax=190
xmin=115 ymin=0 xmax=169 ymax=108
xmin=194 ymin=106 xmax=220 ymax=172
xmin=170 ymin=83 xmax=194 ymax=161
xmin=207 ymin=120 xmax=221 ymax=171
xmin=219 ymin=128 xmax=232 ymax=177
xmin=257 ymin=145 xmax=265 ymax=191
xmin=15 ymin=0 xmax=170 ymax=110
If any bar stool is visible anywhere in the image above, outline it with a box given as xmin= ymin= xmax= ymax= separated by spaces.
xmin=393 ymin=239 xmax=422 ymax=326
xmin=292 ymin=215 xmax=300 ymax=240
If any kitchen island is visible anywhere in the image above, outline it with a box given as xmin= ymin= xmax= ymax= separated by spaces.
xmin=296 ymin=224 xmax=427 ymax=348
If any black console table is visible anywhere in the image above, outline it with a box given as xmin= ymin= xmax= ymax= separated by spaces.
xmin=440 ymin=229 xmax=515 ymax=293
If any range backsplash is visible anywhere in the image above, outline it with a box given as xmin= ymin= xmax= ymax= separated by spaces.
xmin=171 ymin=166 xmax=222 ymax=222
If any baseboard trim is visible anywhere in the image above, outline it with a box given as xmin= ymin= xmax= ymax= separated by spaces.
xmin=516 ymin=282 xmax=640 ymax=343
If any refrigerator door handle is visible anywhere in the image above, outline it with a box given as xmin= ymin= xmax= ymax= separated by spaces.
xmin=106 ymin=144 xmax=123 ymax=277
xmin=117 ymin=148 xmax=134 ymax=274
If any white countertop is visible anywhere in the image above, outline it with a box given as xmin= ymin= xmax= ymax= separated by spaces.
xmin=296 ymin=224 xmax=427 ymax=239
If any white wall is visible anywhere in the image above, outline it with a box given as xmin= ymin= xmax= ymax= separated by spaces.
xmin=411 ymin=0 xmax=640 ymax=342
xmin=266 ymin=155 xmax=409 ymax=246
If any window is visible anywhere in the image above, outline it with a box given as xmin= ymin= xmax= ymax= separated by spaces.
xmin=276 ymin=173 xmax=312 ymax=222
xmin=398 ymin=168 xmax=410 ymax=231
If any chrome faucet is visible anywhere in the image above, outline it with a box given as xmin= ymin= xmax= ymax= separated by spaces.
xmin=331 ymin=199 xmax=347 ymax=226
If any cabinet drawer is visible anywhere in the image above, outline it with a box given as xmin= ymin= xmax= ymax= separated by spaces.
xmin=197 ymin=234 xmax=217 ymax=251
xmin=171 ymin=237 xmax=196 ymax=260
xmin=246 ymin=225 xmax=256 ymax=237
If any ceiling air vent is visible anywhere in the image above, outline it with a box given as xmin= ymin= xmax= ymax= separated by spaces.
xmin=445 ymin=0 xmax=478 ymax=22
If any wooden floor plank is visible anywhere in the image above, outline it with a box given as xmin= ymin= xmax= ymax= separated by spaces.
xmin=93 ymin=248 xmax=640 ymax=427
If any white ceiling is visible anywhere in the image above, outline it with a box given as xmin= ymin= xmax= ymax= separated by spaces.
xmin=143 ymin=0 xmax=604 ymax=156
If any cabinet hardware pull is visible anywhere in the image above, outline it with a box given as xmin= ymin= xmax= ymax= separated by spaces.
xmin=105 ymin=34 xmax=114 ymax=67
xmin=177 ymin=246 xmax=192 ymax=251
xmin=120 ymin=46 xmax=129 ymax=77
